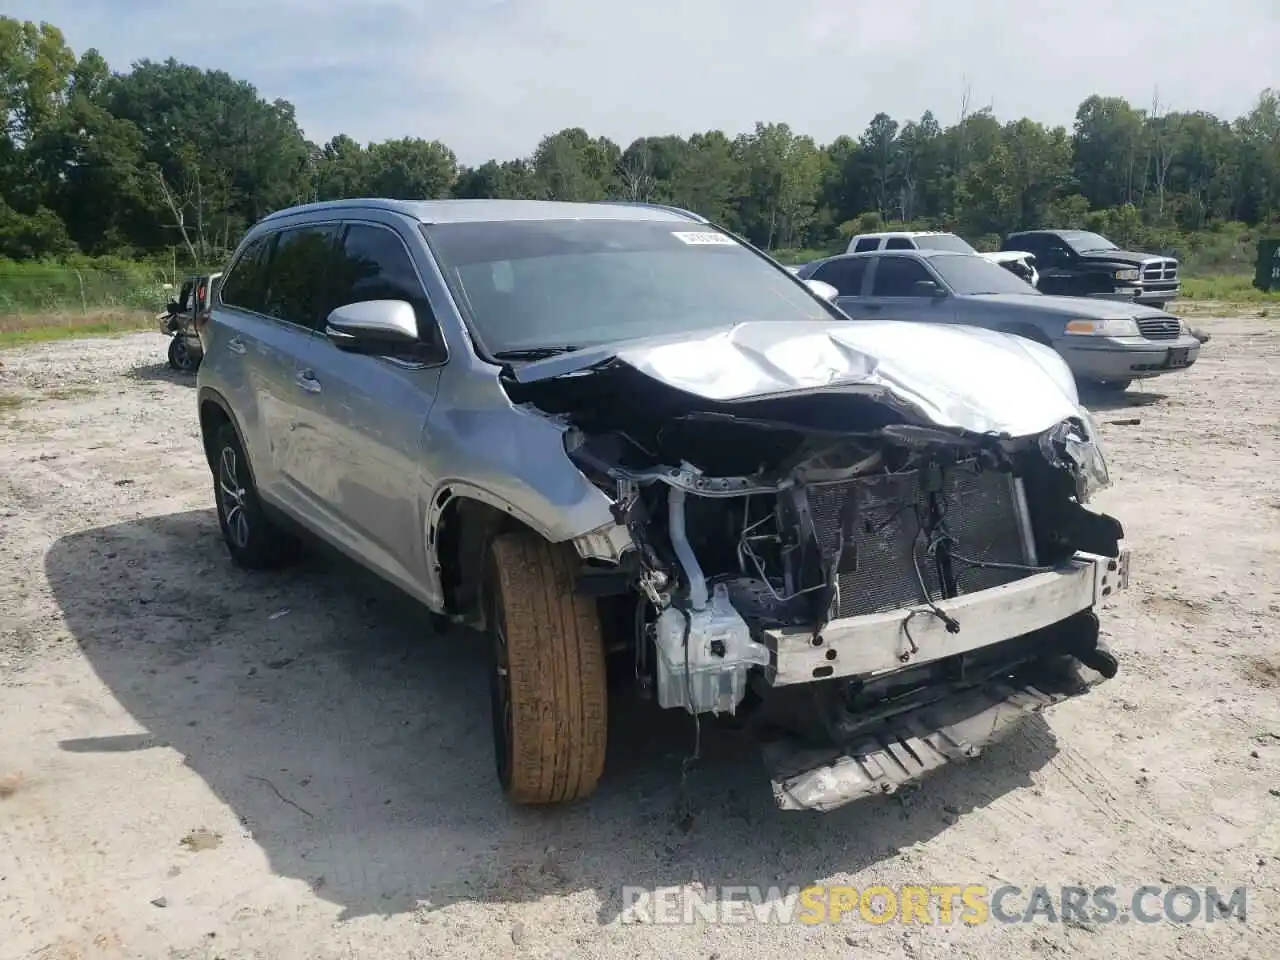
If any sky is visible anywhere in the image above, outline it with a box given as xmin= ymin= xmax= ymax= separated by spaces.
xmin=11 ymin=0 xmax=1280 ymax=165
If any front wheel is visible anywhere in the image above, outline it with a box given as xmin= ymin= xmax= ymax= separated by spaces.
xmin=483 ymin=530 xmax=607 ymax=804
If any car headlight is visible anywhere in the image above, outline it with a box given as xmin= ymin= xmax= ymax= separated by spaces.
xmin=1063 ymin=317 xmax=1140 ymax=337
xmin=1115 ymin=268 xmax=1140 ymax=282
xmin=1039 ymin=415 xmax=1112 ymax=503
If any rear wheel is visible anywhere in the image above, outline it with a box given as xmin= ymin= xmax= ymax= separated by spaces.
xmin=483 ymin=530 xmax=607 ymax=804
xmin=211 ymin=422 xmax=300 ymax=569
xmin=167 ymin=335 xmax=199 ymax=372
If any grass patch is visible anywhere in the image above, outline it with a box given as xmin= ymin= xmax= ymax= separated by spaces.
xmin=41 ymin=385 xmax=98 ymax=401
xmin=0 ymin=393 xmax=25 ymax=411
xmin=0 ymin=309 xmax=153 ymax=347
xmin=1179 ymin=275 xmax=1280 ymax=303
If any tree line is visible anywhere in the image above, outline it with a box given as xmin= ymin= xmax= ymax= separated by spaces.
xmin=2 ymin=16 xmax=1278 ymax=267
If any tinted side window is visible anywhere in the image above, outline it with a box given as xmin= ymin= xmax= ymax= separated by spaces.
xmin=333 ymin=224 xmax=444 ymax=359
xmin=1045 ymin=239 xmax=1073 ymax=262
xmin=219 ymin=235 xmax=274 ymax=312
xmin=853 ymin=238 xmax=880 ymax=253
xmin=885 ymin=237 xmax=915 ymax=250
xmin=811 ymin=258 xmax=868 ymax=297
xmin=1015 ymin=235 xmax=1047 ymax=258
xmin=870 ymin=257 xmax=935 ymax=296
xmin=261 ymin=225 xmax=341 ymax=331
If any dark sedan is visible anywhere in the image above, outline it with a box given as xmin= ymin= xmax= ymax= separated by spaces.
xmin=795 ymin=249 xmax=1200 ymax=392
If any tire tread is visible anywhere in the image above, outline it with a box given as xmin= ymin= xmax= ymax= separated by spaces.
xmin=489 ymin=531 xmax=607 ymax=804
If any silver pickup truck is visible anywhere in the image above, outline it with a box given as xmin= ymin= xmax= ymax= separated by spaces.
xmin=196 ymin=199 xmax=1129 ymax=813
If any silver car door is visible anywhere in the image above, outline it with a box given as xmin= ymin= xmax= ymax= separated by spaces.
xmin=289 ymin=221 xmax=445 ymax=596
xmin=208 ymin=233 xmax=282 ymax=497
xmin=862 ymin=255 xmax=957 ymax=324
xmin=250 ymin=222 xmax=346 ymax=526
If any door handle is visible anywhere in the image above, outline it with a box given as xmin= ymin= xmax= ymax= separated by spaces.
xmin=227 ymin=337 xmax=246 ymax=355
xmin=294 ymin=369 xmax=322 ymax=393
xmin=864 ymin=303 xmax=882 ymax=311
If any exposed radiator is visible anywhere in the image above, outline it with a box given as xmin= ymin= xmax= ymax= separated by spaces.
xmin=803 ymin=462 xmax=1032 ymax=620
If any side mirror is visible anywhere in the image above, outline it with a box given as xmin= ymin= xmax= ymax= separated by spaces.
xmin=325 ymin=300 xmax=420 ymax=354
xmin=804 ymin=278 xmax=839 ymax=302
xmin=913 ymin=280 xmax=946 ymax=299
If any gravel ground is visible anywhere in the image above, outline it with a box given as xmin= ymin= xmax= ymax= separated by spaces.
xmin=1 ymin=318 xmax=1278 ymax=960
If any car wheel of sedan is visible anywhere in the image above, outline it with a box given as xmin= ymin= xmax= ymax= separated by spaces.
xmin=483 ymin=530 xmax=607 ymax=804
xmin=212 ymin=422 xmax=300 ymax=569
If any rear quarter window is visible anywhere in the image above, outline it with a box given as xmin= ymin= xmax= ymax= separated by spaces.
xmin=218 ymin=235 xmax=275 ymax=313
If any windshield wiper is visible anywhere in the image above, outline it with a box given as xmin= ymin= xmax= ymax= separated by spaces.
xmin=491 ymin=345 xmax=583 ymax=361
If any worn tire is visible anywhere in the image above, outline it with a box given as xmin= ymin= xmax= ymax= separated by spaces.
xmin=167 ymin=335 xmax=199 ymax=372
xmin=211 ymin=422 xmax=300 ymax=569
xmin=484 ymin=530 xmax=607 ymax=804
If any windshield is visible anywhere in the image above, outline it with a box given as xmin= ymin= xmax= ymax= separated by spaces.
xmin=914 ymin=234 xmax=978 ymax=254
xmin=421 ymin=219 xmax=834 ymax=356
xmin=929 ymin=254 xmax=1040 ymax=296
xmin=1061 ymin=231 xmax=1118 ymax=253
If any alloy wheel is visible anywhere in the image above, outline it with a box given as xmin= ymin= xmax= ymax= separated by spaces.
xmin=217 ymin=445 xmax=250 ymax=550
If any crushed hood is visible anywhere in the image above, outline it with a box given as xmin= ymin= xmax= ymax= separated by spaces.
xmin=510 ymin=320 xmax=1086 ymax=439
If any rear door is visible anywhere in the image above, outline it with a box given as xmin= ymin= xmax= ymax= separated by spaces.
xmin=809 ymin=257 xmax=871 ymax=318
xmin=211 ymin=232 xmax=282 ymax=496
xmin=251 ymin=222 xmax=344 ymax=520
xmin=861 ymin=256 xmax=957 ymax=324
xmin=286 ymin=220 xmax=447 ymax=595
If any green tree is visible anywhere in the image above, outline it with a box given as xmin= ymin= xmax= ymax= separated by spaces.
xmin=363 ymin=138 xmax=456 ymax=199
xmin=530 ymin=128 xmax=620 ymax=201
xmin=666 ymin=131 xmax=744 ymax=229
xmin=1073 ymin=95 xmax=1147 ymax=209
xmin=735 ymin=122 xmax=826 ymax=249
xmin=453 ymin=158 xmax=536 ymax=199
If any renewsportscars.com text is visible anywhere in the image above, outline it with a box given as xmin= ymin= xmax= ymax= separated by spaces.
xmin=620 ymin=884 xmax=1248 ymax=926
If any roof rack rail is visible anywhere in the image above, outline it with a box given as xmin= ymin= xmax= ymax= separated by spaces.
xmin=594 ymin=200 xmax=707 ymax=223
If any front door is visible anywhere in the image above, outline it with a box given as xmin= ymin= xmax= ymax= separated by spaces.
xmin=861 ymin=256 xmax=957 ymax=324
xmin=286 ymin=221 xmax=446 ymax=595
xmin=1029 ymin=238 xmax=1077 ymax=296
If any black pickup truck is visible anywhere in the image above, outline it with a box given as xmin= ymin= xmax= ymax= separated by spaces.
xmin=1001 ymin=229 xmax=1179 ymax=308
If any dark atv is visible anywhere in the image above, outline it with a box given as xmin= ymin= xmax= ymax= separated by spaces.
xmin=158 ymin=273 xmax=220 ymax=371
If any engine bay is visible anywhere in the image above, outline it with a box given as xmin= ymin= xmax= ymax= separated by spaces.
xmin=504 ymin=352 xmax=1124 ymax=742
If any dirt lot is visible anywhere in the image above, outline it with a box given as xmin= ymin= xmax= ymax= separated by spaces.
xmin=1 ymin=317 xmax=1278 ymax=960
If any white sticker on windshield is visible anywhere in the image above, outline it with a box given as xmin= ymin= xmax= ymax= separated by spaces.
xmin=672 ymin=231 xmax=737 ymax=246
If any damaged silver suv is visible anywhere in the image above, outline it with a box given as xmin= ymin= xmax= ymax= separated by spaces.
xmin=197 ymin=199 xmax=1130 ymax=813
